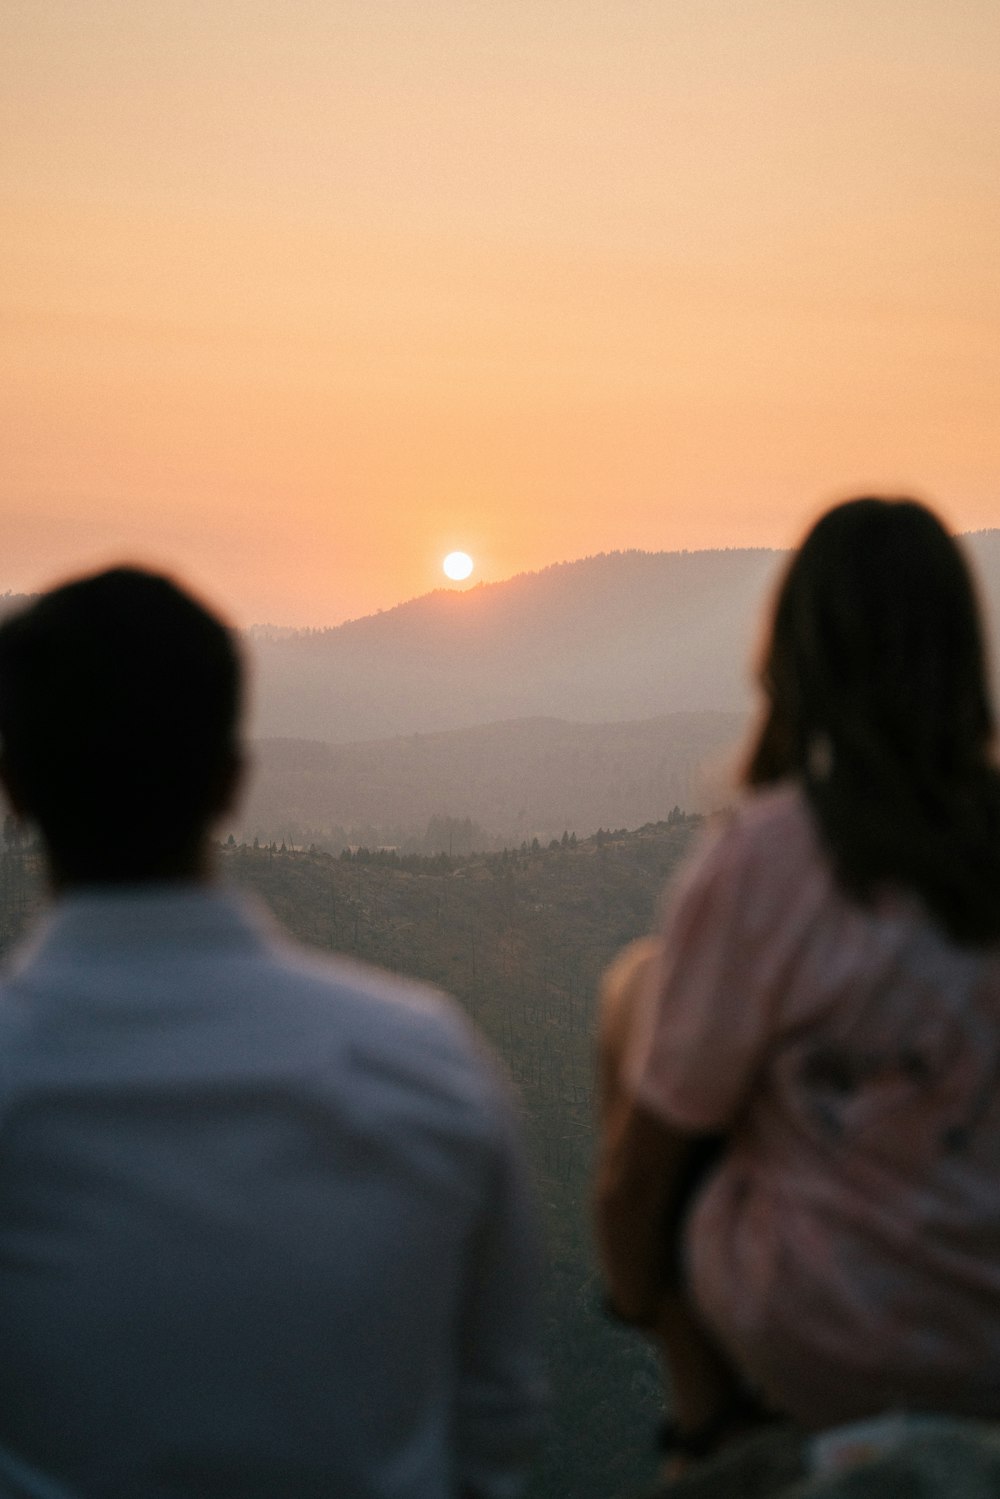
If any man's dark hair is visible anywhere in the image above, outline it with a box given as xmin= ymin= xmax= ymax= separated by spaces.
xmin=0 ymin=567 xmax=243 ymax=883
xmin=745 ymin=496 xmax=1000 ymax=944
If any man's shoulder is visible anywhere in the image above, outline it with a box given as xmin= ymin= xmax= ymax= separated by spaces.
xmin=261 ymin=937 xmax=480 ymax=1059
xmin=244 ymin=940 xmax=517 ymax=1159
xmin=1 ymin=889 xmax=511 ymax=1132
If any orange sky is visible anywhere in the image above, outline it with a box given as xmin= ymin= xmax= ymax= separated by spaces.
xmin=3 ymin=2 xmax=1000 ymax=625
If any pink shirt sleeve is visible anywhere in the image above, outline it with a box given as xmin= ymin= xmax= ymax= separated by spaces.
xmin=626 ymin=811 xmax=775 ymax=1133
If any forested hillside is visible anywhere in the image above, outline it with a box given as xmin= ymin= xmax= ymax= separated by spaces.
xmin=222 ymin=820 xmax=703 ymax=1498
xmin=0 ymin=816 xmax=702 ymax=1499
xmin=238 ymin=710 xmax=742 ymax=850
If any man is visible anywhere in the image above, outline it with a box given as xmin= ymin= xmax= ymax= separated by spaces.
xmin=0 ymin=568 xmax=544 ymax=1499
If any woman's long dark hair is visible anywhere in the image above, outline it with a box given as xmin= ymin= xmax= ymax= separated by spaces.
xmin=745 ymin=496 xmax=1000 ymax=944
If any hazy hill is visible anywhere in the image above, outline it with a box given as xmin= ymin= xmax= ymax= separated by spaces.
xmin=237 ymin=709 xmax=745 ymax=849
xmin=249 ymin=547 xmax=784 ymax=740
xmin=247 ymin=533 xmax=1000 ymax=743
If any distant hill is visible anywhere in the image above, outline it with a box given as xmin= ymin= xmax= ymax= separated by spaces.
xmin=236 ymin=710 xmax=745 ymax=850
xmin=236 ymin=821 xmax=697 ymax=1499
xmin=246 ymin=533 xmax=1000 ymax=742
xmin=248 ymin=548 xmax=784 ymax=740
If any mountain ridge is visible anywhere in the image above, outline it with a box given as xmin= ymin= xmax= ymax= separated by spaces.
xmin=250 ymin=545 xmax=784 ymax=642
xmin=248 ymin=546 xmax=788 ymax=740
xmin=248 ymin=530 xmax=1000 ymax=637
xmin=247 ymin=533 xmax=1000 ymax=742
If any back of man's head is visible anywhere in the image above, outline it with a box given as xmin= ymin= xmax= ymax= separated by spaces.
xmin=0 ymin=567 xmax=243 ymax=885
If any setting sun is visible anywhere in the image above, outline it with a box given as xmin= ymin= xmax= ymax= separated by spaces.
xmin=443 ymin=552 xmax=474 ymax=581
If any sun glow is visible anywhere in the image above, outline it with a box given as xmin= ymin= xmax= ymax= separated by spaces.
xmin=443 ymin=552 xmax=474 ymax=581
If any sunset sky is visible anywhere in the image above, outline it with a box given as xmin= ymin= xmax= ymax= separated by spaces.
xmin=4 ymin=1 xmax=1000 ymax=625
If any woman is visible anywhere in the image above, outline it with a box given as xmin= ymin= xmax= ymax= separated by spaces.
xmin=594 ymin=497 xmax=1000 ymax=1463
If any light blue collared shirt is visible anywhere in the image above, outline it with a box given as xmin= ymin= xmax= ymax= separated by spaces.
xmin=0 ymin=886 xmax=544 ymax=1498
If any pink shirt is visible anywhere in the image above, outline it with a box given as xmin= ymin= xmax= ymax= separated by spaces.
xmin=628 ymin=783 xmax=1000 ymax=1426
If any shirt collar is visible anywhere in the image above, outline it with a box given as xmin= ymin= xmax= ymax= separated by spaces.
xmin=5 ymin=883 xmax=275 ymax=977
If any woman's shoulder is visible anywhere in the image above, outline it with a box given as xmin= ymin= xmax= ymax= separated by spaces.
xmin=660 ymin=780 xmax=829 ymax=948
xmin=710 ymin=780 xmax=823 ymax=873
xmin=664 ymin=781 xmax=836 ymax=953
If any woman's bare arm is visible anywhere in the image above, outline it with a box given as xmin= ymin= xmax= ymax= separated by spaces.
xmin=593 ymin=938 xmax=711 ymax=1326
